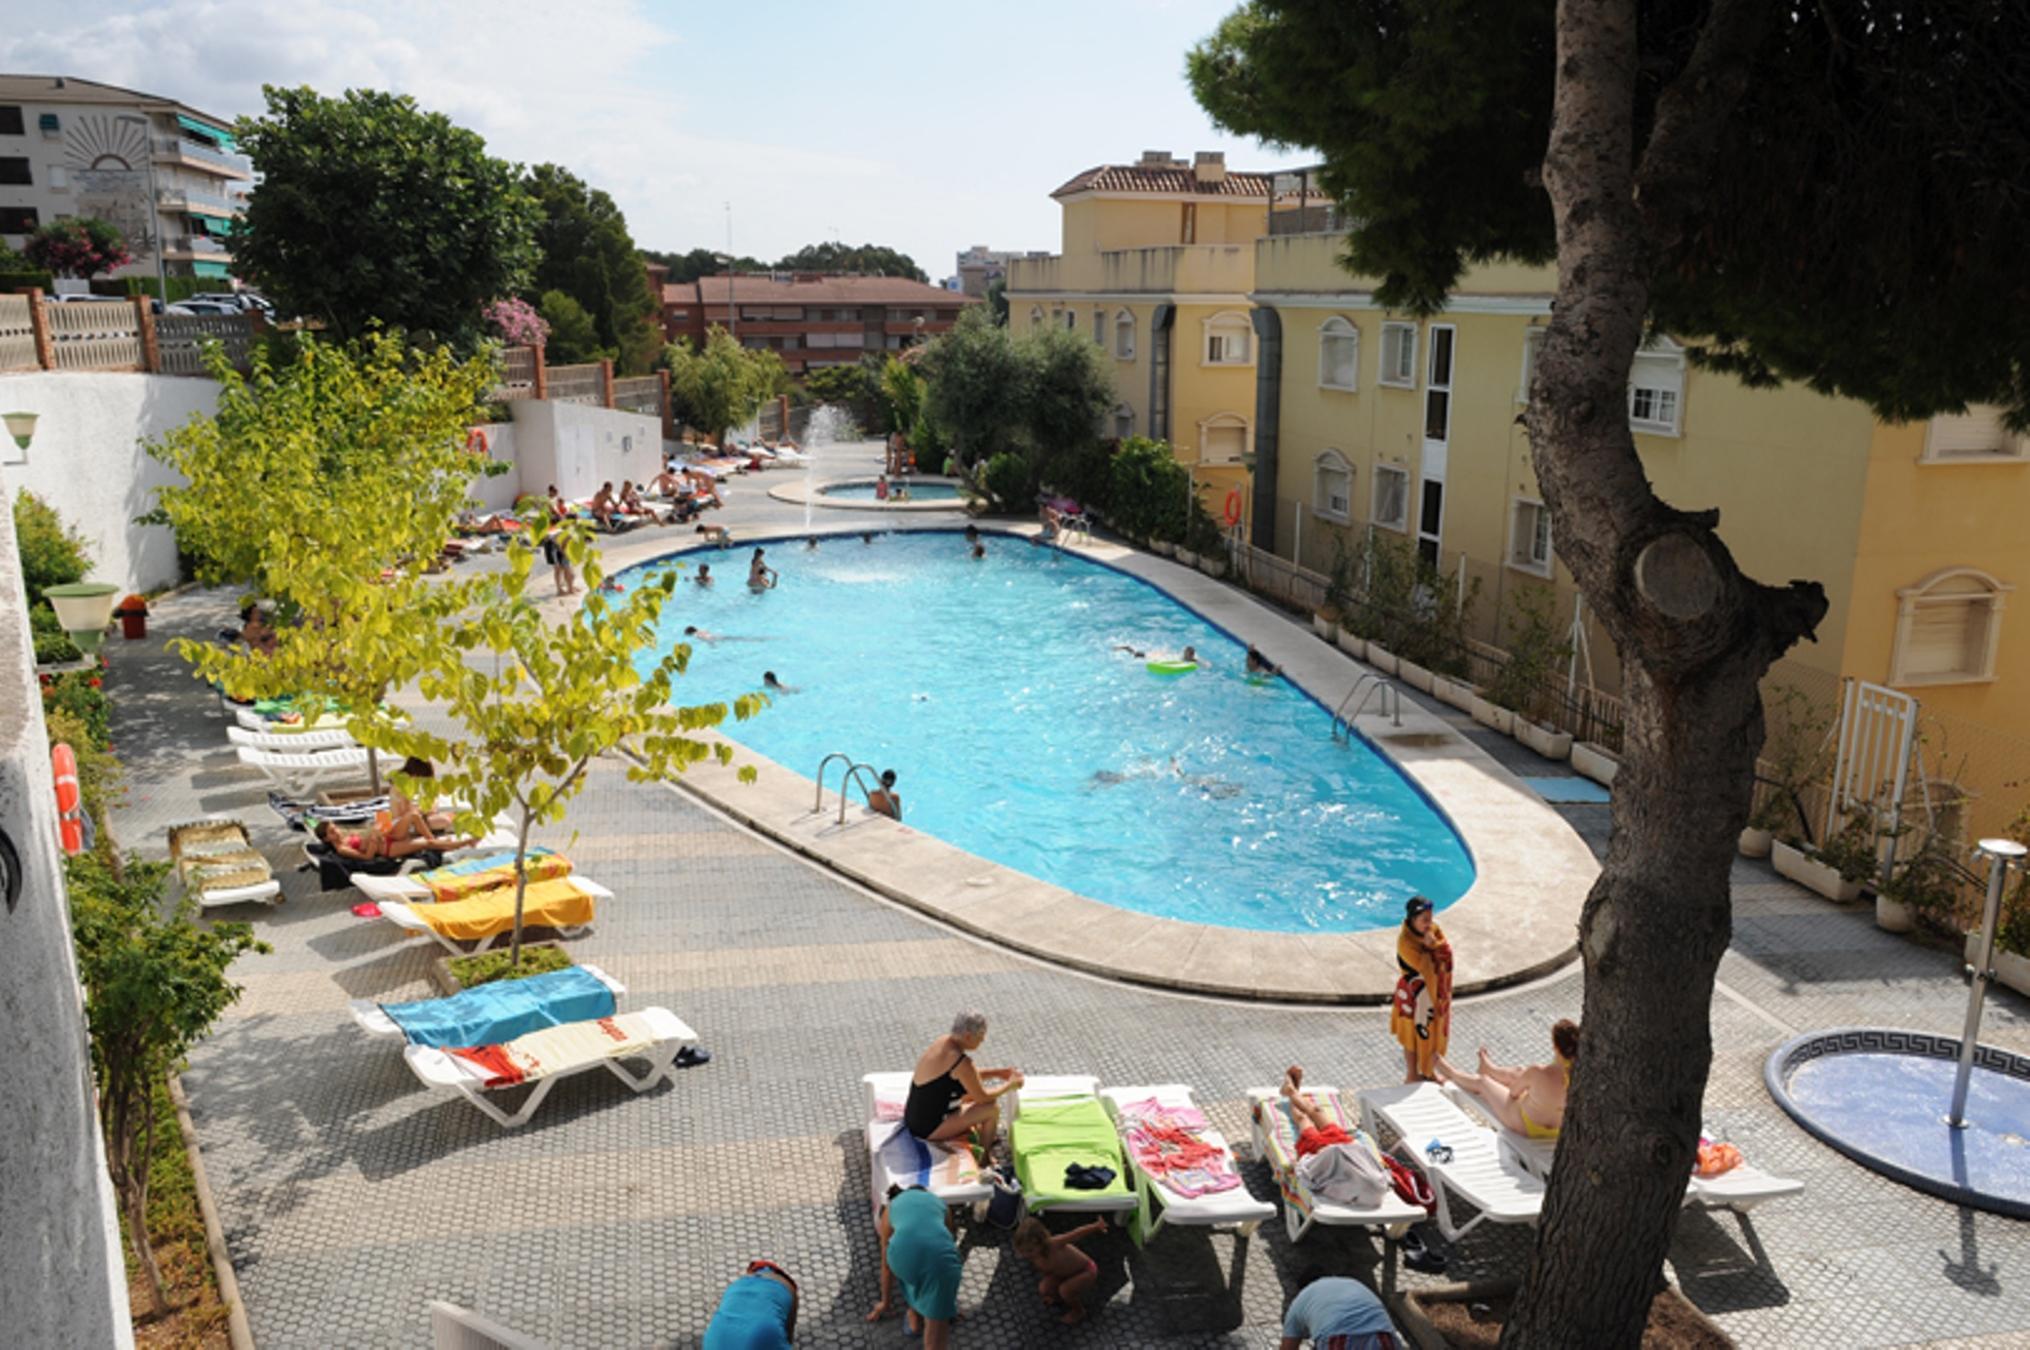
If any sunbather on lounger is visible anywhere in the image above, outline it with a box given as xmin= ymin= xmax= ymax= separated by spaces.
xmin=1436 ymin=1019 xmax=1580 ymax=1141
xmin=315 ymin=819 xmax=474 ymax=863
xmin=1279 ymin=1067 xmax=1391 ymax=1207
xmin=903 ymin=1011 xmax=1023 ymax=1163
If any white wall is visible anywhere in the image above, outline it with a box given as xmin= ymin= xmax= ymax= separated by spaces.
xmin=509 ymin=400 xmax=665 ymax=502
xmin=469 ymin=420 xmax=522 ymax=513
xmin=1 ymin=372 xmax=221 ymax=595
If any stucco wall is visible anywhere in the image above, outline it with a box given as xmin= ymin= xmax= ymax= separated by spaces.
xmin=509 ymin=400 xmax=665 ymax=502
xmin=0 ymin=467 xmax=134 ymax=1349
xmin=1 ymin=371 xmax=221 ymax=595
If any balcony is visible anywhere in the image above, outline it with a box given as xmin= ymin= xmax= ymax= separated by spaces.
xmin=153 ymin=137 xmax=253 ymax=179
xmin=157 ymin=186 xmax=241 ymax=218
xmin=1006 ymin=245 xmax=1253 ymax=298
xmin=162 ymin=234 xmax=234 ymax=262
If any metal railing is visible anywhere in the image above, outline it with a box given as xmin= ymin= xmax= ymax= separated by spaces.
xmin=154 ymin=137 xmax=252 ymax=176
xmin=813 ymin=752 xmax=886 ymax=824
xmin=158 ymin=186 xmax=240 ymax=215
xmin=156 ymin=313 xmax=256 ymax=375
xmin=1331 ymin=675 xmax=1401 ymax=740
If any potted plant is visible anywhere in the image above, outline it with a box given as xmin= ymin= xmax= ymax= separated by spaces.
xmin=1738 ymin=789 xmax=1782 ymax=858
xmin=1316 ymin=541 xmax=1353 ymax=643
xmin=114 ymin=593 xmax=150 ymax=641
xmin=1483 ymin=586 xmax=1569 ymax=753
xmin=1773 ymin=810 xmax=1875 ymax=903
xmin=1742 ymin=684 xmax=1832 ymax=859
xmin=1431 ymin=672 xmax=1480 ymax=713
xmin=1313 ymin=603 xmax=1342 ymax=642
xmin=1571 ymin=740 xmax=1621 ymax=785
xmin=1876 ymin=830 xmax=1962 ymax=935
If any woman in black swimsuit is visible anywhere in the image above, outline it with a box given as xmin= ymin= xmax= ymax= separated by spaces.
xmin=903 ymin=1012 xmax=1024 ymax=1162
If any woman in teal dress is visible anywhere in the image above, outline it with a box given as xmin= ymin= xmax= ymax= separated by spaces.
xmin=867 ymin=1185 xmax=961 ymax=1347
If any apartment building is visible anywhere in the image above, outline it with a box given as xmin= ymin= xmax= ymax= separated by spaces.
xmin=0 ymin=74 xmax=251 ymax=284
xmin=658 ymin=273 xmax=974 ymax=376
xmin=954 ymin=244 xmax=1050 ymax=298
xmin=1003 ymin=150 xmax=1275 ymax=517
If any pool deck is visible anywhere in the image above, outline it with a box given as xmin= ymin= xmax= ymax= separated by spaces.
xmin=631 ymin=524 xmax=1592 ymax=1002
xmin=767 ymin=473 xmax=966 ymax=512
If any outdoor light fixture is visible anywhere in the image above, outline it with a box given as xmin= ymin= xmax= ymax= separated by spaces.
xmin=3 ymin=411 xmax=37 ymax=451
xmin=41 ymin=583 xmax=121 ymax=655
xmin=1950 ymin=836 xmax=2029 ymax=1127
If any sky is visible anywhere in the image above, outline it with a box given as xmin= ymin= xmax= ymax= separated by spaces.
xmin=1 ymin=0 xmax=1318 ymax=281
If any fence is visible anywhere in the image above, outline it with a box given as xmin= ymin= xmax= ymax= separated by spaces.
xmin=46 ymin=299 xmax=142 ymax=370
xmin=0 ymin=294 xmax=36 ymax=372
xmin=154 ymin=313 xmax=256 ymax=375
xmin=2 ymin=288 xmax=260 ymax=377
xmin=611 ymin=375 xmax=663 ymax=417
xmin=546 ymin=362 xmax=605 ymax=406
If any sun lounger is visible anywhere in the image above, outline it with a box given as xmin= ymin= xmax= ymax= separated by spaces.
xmin=349 ymin=845 xmax=564 ymax=902
xmin=377 ymin=878 xmax=608 ymax=954
xmin=167 ymin=818 xmax=282 ymax=908
xmin=235 ymin=743 xmax=371 ymax=795
xmin=1436 ymin=1085 xmax=1803 ymax=1215
xmin=1009 ymin=1076 xmax=1138 ymax=1217
xmin=861 ymin=1072 xmax=992 ymax=1216
xmin=1359 ymin=1082 xmax=1544 ymax=1241
xmin=402 ymin=1006 xmax=696 ymax=1127
xmin=428 ymin=1300 xmax=551 ymax=1350
xmin=227 ymin=724 xmax=357 ymax=751
xmin=1246 ymin=1086 xmax=1428 ymax=1243
xmin=350 ymin=964 xmax=623 ymax=1046
xmin=1097 ymin=1084 xmax=1274 ymax=1244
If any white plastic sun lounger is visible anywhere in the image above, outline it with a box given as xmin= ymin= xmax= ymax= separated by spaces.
xmin=377 ymin=880 xmax=610 ymax=955
xmin=1437 ymin=1084 xmax=1803 ymax=1215
xmin=1099 ymin=1084 xmax=1275 ymax=1244
xmin=227 ymin=724 xmax=356 ymax=752
xmin=235 ymin=743 xmax=371 ymax=795
xmin=1246 ymin=1087 xmax=1428 ymax=1243
xmin=861 ymin=1072 xmax=994 ymax=1216
xmin=429 ymin=1299 xmax=552 ymax=1350
xmin=1358 ymin=1082 xmax=1544 ymax=1241
xmin=402 ymin=1005 xmax=697 ymax=1128
xmin=349 ymin=964 xmax=624 ymax=1039
xmin=1009 ymin=1075 xmax=1140 ymax=1217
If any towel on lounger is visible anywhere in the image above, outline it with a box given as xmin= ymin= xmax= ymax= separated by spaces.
xmin=419 ymin=848 xmax=569 ymax=902
xmin=1013 ymin=1097 xmax=1131 ymax=1210
xmin=448 ymin=1011 xmax=660 ymax=1088
xmin=410 ymin=878 xmax=596 ymax=942
xmin=380 ymin=966 xmax=615 ymax=1049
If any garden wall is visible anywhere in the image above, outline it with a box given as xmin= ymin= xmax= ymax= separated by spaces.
xmin=508 ymin=399 xmax=664 ymax=503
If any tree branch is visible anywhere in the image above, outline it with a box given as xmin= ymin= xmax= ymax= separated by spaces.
xmin=1633 ymin=0 xmax=1773 ymax=256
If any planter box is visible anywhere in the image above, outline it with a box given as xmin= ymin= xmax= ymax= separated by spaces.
xmin=1365 ymin=642 xmax=1399 ymax=676
xmin=1151 ymin=540 xmax=1174 ymax=557
xmin=1393 ymin=1281 xmax=1729 ymax=1350
xmin=1571 ymin=740 xmax=1620 ymax=786
xmin=1198 ymin=555 xmax=1225 ymax=578
xmin=1469 ymin=694 xmax=1515 ymax=736
xmin=428 ymin=941 xmax=572 ymax=997
xmin=1876 ymin=893 xmax=1916 ymax=934
xmin=1336 ymin=629 xmax=1367 ymax=660
xmin=1515 ymin=717 xmax=1573 ymax=761
xmin=1396 ymin=657 xmax=1435 ymax=694
xmin=1964 ymin=933 xmax=2030 ymax=996
xmin=1738 ymin=826 xmax=1773 ymax=858
xmin=1772 ymin=839 xmax=1862 ymax=903
xmin=1312 ymin=613 xmax=1339 ymax=641
xmin=1431 ymin=675 xmax=1479 ymax=712
xmin=1175 ymin=548 xmax=1199 ymax=567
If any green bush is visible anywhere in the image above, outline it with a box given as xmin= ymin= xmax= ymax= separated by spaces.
xmin=0 ymin=268 xmax=55 ymax=293
xmin=41 ymin=667 xmax=110 ymax=747
xmin=981 ymin=451 xmax=1036 ymax=513
xmin=14 ymin=490 xmax=91 ymax=608
xmin=34 ymin=629 xmax=83 ymax=665
xmin=1482 ymin=583 xmax=1565 ymax=712
xmin=1039 ymin=440 xmax=1115 ymax=516
xmin=1107 ymin=437 xmax=1191 ymax=542
xmin=448 ymin=944 xmax=573 ymax=988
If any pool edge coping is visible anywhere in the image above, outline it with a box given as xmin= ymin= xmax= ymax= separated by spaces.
xmin=767 ymin=475 xmax=968 ymax=512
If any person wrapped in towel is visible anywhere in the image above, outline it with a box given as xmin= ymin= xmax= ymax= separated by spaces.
xmin=1389 ymin=894 xmax=1453 ymax=1082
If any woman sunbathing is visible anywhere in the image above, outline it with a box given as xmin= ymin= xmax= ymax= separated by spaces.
xmin=1436 ymin=1019 xmax=1580 ymax=1140
xmin=314 ymin=819 xmax=475 ymax=863
xmin=386 ymin=757 xmax=463 ymax=845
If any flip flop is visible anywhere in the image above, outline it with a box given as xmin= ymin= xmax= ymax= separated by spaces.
xmin=676 ymin=1046 xmax=711 ymax=1068
xmin=350 ymin=901 xmax=381 ymax=918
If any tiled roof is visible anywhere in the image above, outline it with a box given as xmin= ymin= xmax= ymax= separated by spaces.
xmin=1051 ymin=165 xmax=1276 ymax=199
xmin=663 ymin=275 xmax=976 ymax=306
xmin=0 ymin=73 xmax=236 ymax=131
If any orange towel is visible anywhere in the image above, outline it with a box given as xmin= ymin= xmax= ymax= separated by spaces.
xmin=412 ymin=879 xmax=596 ymax=943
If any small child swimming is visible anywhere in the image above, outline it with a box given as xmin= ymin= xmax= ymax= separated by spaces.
xmin=1011 ymin=1217 xmax=1105 ymax=1325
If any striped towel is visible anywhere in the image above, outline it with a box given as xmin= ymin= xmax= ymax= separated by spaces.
xmin=875 ymin=1122 xmax=982 ymax=1196
xmin=449 ymin=1011 xmax=660 ymax=1088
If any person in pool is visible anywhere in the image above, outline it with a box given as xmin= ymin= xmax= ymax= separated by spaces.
xmin=804 ymin=536 xmax=820 ymax=551
xmin=762 ymin=671 xmax=799 ymax=694
xmin=868 ymin=769 xmax=902 ymax=821
xmin=1115 ymin=643 xmax=1199 ymax=665
xmin=970 ymin=542 xmax=986 ymax=560
xmin=1246 ymin=645 xmax=1280 ymax=676
xmin=703 ymin=1260 xmax=799 ymax=1349
xmin=861 ymin=532 xmax=875 ymax=545
xmin=748 ymin=548 xmax=777 ymax=591
xmin=901 ymin=1011 xmax=1023 ymax=1161
xmin=964 ymin=523 xmax=980 ymax=544
xmin=1437 ymin=1020 xmax=1580 ymax=1141
xmin=683 ymin=625 xmax=721 ymax=645
xmin=695 ymin=562 xmax=713 ymax=587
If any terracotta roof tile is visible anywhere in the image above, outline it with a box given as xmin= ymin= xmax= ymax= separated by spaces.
xmin=1050 ymin=164 xmax=1276 ymax=199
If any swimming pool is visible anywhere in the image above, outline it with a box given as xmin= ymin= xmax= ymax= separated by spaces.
xmin=818 ymin=481 xmax=962 ymax=502
xmin=626 ymin=532 xmax=1474 ymax=933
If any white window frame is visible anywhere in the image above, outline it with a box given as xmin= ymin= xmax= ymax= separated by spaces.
xmin=1318 ymin=316 xmax=1359 ymax=392
xmin=1889 ymin=567 xmax=2012 ymax=687
xmin=1197 ymin=413 xmax=1250 ymax=466
xmin=1371 ymin=463 xmax=1411 ymax=532
xmin=1379 ymin=321 xmax=1417 ymax=388
xmin=1507 ymin=496 xmax=1554 ymax=577
xmin=1922 ymin=406 xmax=2030 ymax=464
xmin=1424 ymin=323 xmax=1456 ymax=445
xmin=1202 ymin=310 xmax=1253 ymax=367
xmin=1028 ymin=305 xmax=1044 ymax=331
xmin=1113 ymin=403 xmax=1135 ymax=440
xmin=1092 ymin=308 xmax=1106 ymax=345
xmin=1628 ymin=343 xmax=1685 ymax=437
xmin=1313 ymin=449 xmax=1353 ymax=523
xmin=1114 ymin=308 xmax=1136 ymax=360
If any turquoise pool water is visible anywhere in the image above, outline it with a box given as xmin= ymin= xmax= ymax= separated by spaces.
xmin=625 ymin=532 xmax=1474 ymax=933
xmin=820 ymin=481 xmax=962 ymax=502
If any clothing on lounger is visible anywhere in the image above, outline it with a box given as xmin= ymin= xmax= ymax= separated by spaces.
xmin=380 ymin=965 xmax=615 ymax=1049
xmin=701 ymin=1274 xmax=794 ymax=1349
xmin=885 ymin=1187 xmax=963 ymax=1322
xmin=447 ymin=1011 xmax=658 ymax=1088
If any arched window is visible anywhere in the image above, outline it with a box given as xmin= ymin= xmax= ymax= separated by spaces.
xmin=1313 ymin=450 xmax=1353 ymax=523
xmin=1028 ymin=305 xmax=1045 ymax=331
xmin=1890 ymin=568 xmax=2012 ymax=686
xmin=1203 ymin=311 xmax=1251 ymax=366
xmin=1113 ymin=403 xmax=1135 ymax=440
xmin=1114 ymin=308 xmax=1136 ymax=360
xmin=1198 ymin=413 xmax=1249 ymax=466
xmin=1318 ymin=317 xmax=1359 ymax=391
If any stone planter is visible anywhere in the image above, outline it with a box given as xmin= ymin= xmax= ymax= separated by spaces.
xmin=1963 ymin=933 xmax=2030 ymax=995
xmin=1571 ymin=740 xmax=1620 ymax=786
xmin=1391 ymin=1280 xmax=1728 ymax=1350
xmin=1738 ymin=826 xmax=1774 ymax=858
xmin=1396 ymin=657 xmax=1435 ymax=693
xmin=1432 ymin=676 xmax=1479 ymax=712
xmin=1197 ymin=555 xmax=1224 ymax=578
xmin=429 ymin=941 xmax=573 ymax=997
xmin=1515 ymin=717 xmax=1573 ymax=761
xmin=1312 ymin=612 xmax=1339 ymax=641
xmin=1772 ymin=839 xmax=1862 ymax=903
xmin=1875 ymin=893 xmax=1916 ymax=934
xmin=1365 ymin=642 xmax=1399 ymax=676
xmin=1470 ymin=694 xmax=1514 ymax=736
xmin=1175 ymin=548 xmax=1199 ymax=567
xmin=1337 ymin=628 xmax=1367 ymax=660
xmin=1152 ymin=539 xmax=1174 ymax=557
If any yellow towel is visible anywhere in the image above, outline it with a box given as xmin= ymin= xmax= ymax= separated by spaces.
xmin=422 ymin=853 xmax=572 ymax=903
xmin=412 ymin=879 xmax=596 ymax=942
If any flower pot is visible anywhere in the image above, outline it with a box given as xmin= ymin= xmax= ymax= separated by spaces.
xmin=1365 ymin=642 xmax=1399 ymax=676
xmin=115 ymin=595 xmax=149 ymax=640
xmin=1175 ymin=548 xmax=1199 ymax=567
xmin=1738 ymin=826 xmax=1773 ymax=858
xmin=1570 ymin=741 xmax=1620 ymax=786
xmin=1470 ymin=694 xmax=1514 ymax=736
xmin=1432 ymin=676 xmax=1479 ymax=712
xmin=1198 ymin=556 xmax=1224 ymax=578
xmin=1963 ymin=934 xmax=2030 ymax=995
xmin=1152 ymin=539 xmax=1174 ymax=557
xmin=1312 ymin=613 xmax=1339 ymax=641
xmin=1336 ymin=629 xmax=1367 ymax=660
xmin=1772 ymin=839 xmax=1862 ymax=903
xmin=1396 ymin=657 xmax=1435 ymax=694
xmin=1875 ymin=893 xmax=1916 ymax=934
xmin=1516 ymin=717 xmax=1573 ymax=761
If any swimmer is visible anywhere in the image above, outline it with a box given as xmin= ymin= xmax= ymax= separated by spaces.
xmin=748 ymin=548 xmax=778 ymax=591
xmin=682 ymin=625 xmax=721 ymax=645
xmin=970 ymin=543 xmax=986 ymax=560
xmin=862 ymin=532 xmax=875 ymax=545
xmin=695 ymin=563 xmax=713 ymax=587
xmin=964 ymin=524 xmax=980 ymax=544
xmin=805 ymin=536 xmax=820 ymax=551
xmin=762 ymin=670 xmax=800 ymax=694
xmin=1245 ymin=645 xmax=1279 ymax=676
xmin=867 ymin=769 xmax=903 ymax=821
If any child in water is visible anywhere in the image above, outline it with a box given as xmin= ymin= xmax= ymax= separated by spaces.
xmin=1012 ymin=1218 xmax=1106 ymax=1325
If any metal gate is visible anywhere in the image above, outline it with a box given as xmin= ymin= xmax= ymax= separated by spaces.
xmin=1825 ymin=678 xmax=1920 ymax=866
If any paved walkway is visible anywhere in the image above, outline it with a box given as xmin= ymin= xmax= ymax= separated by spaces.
xmin=110 ymin=441 xmax=2030 ymax=1348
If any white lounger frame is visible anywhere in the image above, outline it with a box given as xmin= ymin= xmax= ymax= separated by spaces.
xmin=1359 ymin=1082 xmax=1546 ymax=1242
xmin=349 ymin=964 xmax=625 ymax=1039
xmin=1245 ymin=1087 xmax=1428 ymax=1243
xmin=376 ymin=879 xmax=611 ymax=955
xmin=234 ymin=744 xmax=370 ymax=795
xmin=402 ymin=1005 xmax=696 ymax=1128
xmin=1099 ymin=1084 xmax=1275 ymax=1245
xmin=860 ymin=1072 xmax=994 ymax=1216
xmin=227 ymin=724 xmax=356 ymax=751
xmin=1008 ymin=1075 xmax=1140 ymax=1218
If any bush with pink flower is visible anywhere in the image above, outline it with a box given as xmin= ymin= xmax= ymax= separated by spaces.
xmin=24 ymin=218 xmax=133 ymax=279
xmin=484 ymin=296 xmax=550 ymax=348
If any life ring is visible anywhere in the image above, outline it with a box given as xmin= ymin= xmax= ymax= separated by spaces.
xmin=1147 ymin=660 xmax=1198 ymax=676
xmin=466 ymin=427 xmax=490 ymax=456
xmin=52 ymin=743 xmax=83 ymax=856
xmin=1223 ymin=488 xmax=1243 ymax=527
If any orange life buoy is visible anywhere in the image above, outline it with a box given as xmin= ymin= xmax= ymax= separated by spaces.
xmin=52 ymin=742 xmax=83 ymax=855
xmin=466 ymin=427 xmax=490 ymax=456
xmin=60 ymin=817 xmax=84 ymax=855
xmin=1223 ymin=487 xmax=1243 ymax=527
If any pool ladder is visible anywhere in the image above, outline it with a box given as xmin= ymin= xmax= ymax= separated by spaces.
xmin=814 ymin=751 xmax=887 ymax=824
xmin=1331 ymin=675 xmax=1401 ymax=742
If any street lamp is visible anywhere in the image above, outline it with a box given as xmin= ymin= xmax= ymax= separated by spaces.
xmin=1950 ymin=836 xmax=2029 ymax=1127
xmin=42 ymin=583 xmax=120 ymax=655
xmin=115 ymin=114 xmax=170 ymax=303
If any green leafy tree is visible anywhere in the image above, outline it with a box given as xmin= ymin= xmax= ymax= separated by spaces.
xmin=804 ymin=357 xmax=887 ymax=435
xmin=538 ymin=289 xmax=605 ymax=365
xmin=364 ymin=523 xmax=762 ymax=964
xmin=664 ymin=326 xmax=785 ymax=446
xmin=878 ymin=356 xmax=925 ymax=438
xmin=984 ymin=276 xmax=1009 ymax=327
xmin=1021 ymin=323 xmax=1114 ymax=459
xmin=917 ymin=307 xmax=1029 ymax=468
xmin=234 ymin=86 xmax=540 ymax=342
xmin=1191 ymin=2 xmax=2030 ymax=1341
xmin=774 ymin=241 xmax=927 ymax=282
xmin=68 ymin=853 xmax=266 ymax=1317
xmin=147 ymin=333 xmax=500 ymax=789
xmin=643 ymin=246 xmax=766 ymax=283
xmin=524 ymin=165 xmax=663 ymax=373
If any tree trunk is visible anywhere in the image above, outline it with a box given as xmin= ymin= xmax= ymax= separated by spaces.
xmin=509 ymin=809 xmax=532 ymax=968
xmin=115 ymin=1078 xmax=170 ymax=1318
xmin=1504 ymin=0 xmax=1812 ymax=1345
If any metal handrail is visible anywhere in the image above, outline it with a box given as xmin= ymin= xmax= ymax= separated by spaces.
xmin=812 ymin=752 xmax=856 ymax=813
xmin=1331 ymin=675 xmax=1401 ymax=741
xmin=813 ymin=752 xmax=889 ymax=823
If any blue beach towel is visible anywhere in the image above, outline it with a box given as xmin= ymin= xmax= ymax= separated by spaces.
xmin=433 ymin=846 xmax=555 ymax=879
xmin=379 ymin=965 xmax=615 ymax=1048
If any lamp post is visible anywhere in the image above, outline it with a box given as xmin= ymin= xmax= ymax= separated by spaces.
xmin=42 ymin=583 xmax=120 ymax=656
xmin=115 ymin=114 xmax=169 ymax=303
xmin=1950 ymin=836 xmax=2028 ymax=1127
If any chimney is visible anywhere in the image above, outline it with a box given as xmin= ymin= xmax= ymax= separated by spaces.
xmin=1193 ymin=151 xmax=1227 ymax=186
xmin=1137 ymin=149 xmax=1175 ymax=169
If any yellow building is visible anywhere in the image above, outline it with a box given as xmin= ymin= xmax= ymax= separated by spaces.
xmin=1003 ymin=151 xmax=1272 ymax=517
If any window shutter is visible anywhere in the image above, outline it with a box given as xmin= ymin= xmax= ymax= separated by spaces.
xmin=1927 ymin=407 xmax=2022 ymax=459
xmin=1903 ymin=601 xmax=1987 ymax=678
xmin=1204 ymin=423 xmax=1247 ymax=464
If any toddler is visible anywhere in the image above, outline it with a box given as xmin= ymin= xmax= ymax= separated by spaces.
xmin=1011 ymin=1217 xmax=1105 ymax=1325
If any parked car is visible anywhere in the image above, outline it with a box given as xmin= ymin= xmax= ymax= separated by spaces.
xmin=186 ymin=291 xmax=273 ymax=315
xmin=165 ymin=300 xmax=240 ymax=316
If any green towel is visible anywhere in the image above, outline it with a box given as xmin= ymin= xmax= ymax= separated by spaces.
xmin=1013 ymin=1096 xmax=1130 ymax=1210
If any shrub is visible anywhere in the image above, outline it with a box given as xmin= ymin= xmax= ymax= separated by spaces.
xmin=981 ymin=451 xmax=1035 ymax=513
xmin=1107 ymin=437 xmax=1191 ymax=542
xmin=1483 ymin=584 xmax=1566 ymax=714
xmin=1185 ymin=502 xmax=1226 ymax=557
xmin=1038 ymin=439 xmax=1114 ymax=516
xmin=1753 ymin=685 xmax=1833 ymax=840
xmin=14 ymin=490 xmax=91 ymax=608
xmin=1815 ymin=810 xmax=1881 ymax=885
xmin=41 ymin=666 xmax=111 ymax=747
xmin=1351 ymin=533 xmax=1417 ymax=646
xmin=448 ymin=944 xmax=574 ymax=989
xmin=45 ymin=705 xmax=123 ymax=853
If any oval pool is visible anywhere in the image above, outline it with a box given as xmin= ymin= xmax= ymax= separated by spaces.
xmin=819 ymin=480 xmax=962 ymax=503
xmin=625 ymin=532 xmax=1474 ymax=933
